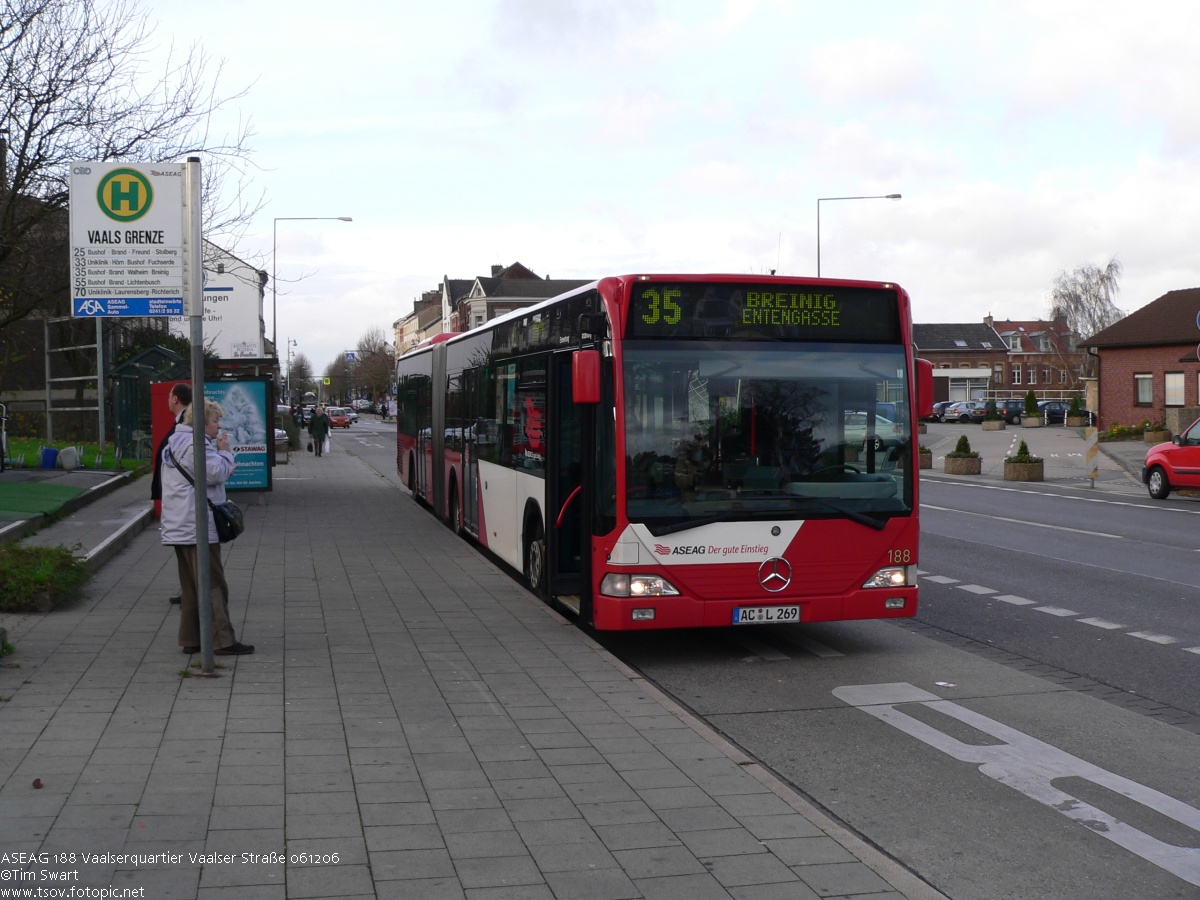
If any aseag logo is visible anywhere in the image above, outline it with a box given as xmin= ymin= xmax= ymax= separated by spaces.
xmin=96 ymin=168 xmax=153 ymax=222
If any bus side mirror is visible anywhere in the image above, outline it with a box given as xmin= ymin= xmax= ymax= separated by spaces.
xmin=915 ymin=358 xmax=933 ymax=419
xmin=573 ymin=349 xmax=601 ymax=404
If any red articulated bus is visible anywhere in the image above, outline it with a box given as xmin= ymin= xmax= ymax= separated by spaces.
xmin=396 ymin=274 xmax=933 ymax=631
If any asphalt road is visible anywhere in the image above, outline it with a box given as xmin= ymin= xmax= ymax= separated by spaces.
xmin=340 ymin=418 xmax=1200 ymax=900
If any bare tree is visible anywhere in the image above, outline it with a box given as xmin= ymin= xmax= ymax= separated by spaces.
xmin=1048 ymin=256 xmax=1125 ymax=341
xmin=1047 ymin=256 xmax=1125 ymax=380
xmin=0 ymin=0 xmax=262 ymax=331
xmin=287 ymin=352 xmax=314 ymax=400
xmin=355 ymin=325 xmax=394 ymax=399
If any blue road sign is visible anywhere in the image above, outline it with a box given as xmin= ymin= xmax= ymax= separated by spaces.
xmin=73 ymin=296 xmax=185 ymax=317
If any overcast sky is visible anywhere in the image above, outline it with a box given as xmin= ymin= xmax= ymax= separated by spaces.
xmin=150 ymin=0 xmax=1200 ymax=375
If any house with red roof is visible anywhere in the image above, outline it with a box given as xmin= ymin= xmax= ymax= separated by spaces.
xmin=1083 ymin=288 xmax=1200 ymax=433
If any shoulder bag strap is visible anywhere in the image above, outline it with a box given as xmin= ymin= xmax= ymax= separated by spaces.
xmin=166 ymin=445 xmax=217 ymax=511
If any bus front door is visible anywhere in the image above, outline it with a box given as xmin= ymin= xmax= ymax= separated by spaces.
xmin=547 ymin=350 xmax=593 ymax=621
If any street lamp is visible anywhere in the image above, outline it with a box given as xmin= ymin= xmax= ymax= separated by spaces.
xmin=816 ymin=194 xmax=901 ymax=277
xmin=285 ymin=338 xmax=297 ymax=403
xmin=271 ymin=216 xmax=353 ymax=357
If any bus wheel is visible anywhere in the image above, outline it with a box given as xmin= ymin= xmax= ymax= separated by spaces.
xmin=1147 ymin=466 xmax=1171 ymax=500
xmin=449 ymin=483 xmax=462 ymax=535
xmin=524 ymin=519 xmax=546 ymax=595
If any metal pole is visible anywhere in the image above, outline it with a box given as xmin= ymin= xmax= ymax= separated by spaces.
xmin=186 ymin=157 xmax=215 ymax=673
xmin=96 ymin=319 xmax=105 ymax=451
xmin=271 ymin=219 xmax=278 ymax=361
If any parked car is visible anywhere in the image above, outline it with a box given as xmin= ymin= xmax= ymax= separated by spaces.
xmin=326 ymin=407 xmax=352 ymax=428
xmin=353 ymin=399 xmax=373 ymax=411
xmin=926 ymin=401 xmax=955 ymax=422
xmin=300 ymin=406 xmax=314 ymax=424
xmin=1143 ymin=416 xmax=1200 ymax=499
xmin=843 ymin=412 xmax=903 ymax=450
xmin=1037 ymin=400 xmax=1096 ymax=425
xmin=992 ymin=399 xmax=1027 ymax=425
xmin=346 ymin=407 xmax=358 ymax=423
xmin=944 ymin=401 xmax=988 ymax=423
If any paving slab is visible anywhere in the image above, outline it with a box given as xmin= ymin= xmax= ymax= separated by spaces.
xmin=0 ymin=447 xmax=949 ymax=899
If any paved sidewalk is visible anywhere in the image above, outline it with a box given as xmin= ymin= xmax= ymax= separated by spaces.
xmin=0 ymin=447 xmax=947 ymax=900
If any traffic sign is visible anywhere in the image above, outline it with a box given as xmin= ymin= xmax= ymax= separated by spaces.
xmin=345 ymin=351 xmax=358 ymax=362
xmin=69 ymin=163 xmax=185 ymax=316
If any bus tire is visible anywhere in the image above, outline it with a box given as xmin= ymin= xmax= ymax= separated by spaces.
xmin=1146 ymin=465 xmax=1171 ymax=500
xmin=448 ymin=481 xmax=462 ymax=535
xmin=524 ymin=517 xmax=547 ymax=595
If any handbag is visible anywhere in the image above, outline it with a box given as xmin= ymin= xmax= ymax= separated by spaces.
xmin=307 ymin=440 xmax=313 ymax=452
xmin=166 ymin=447 xmax=245 ymax=543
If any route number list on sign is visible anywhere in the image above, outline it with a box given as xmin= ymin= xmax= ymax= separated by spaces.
xmin=69 ymin=164 xmax=187 ymax=317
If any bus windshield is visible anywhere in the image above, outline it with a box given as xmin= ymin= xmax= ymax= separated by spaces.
xmin=621 ymin=341 xmax=912 ymax=531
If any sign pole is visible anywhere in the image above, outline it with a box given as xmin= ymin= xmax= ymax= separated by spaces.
xmin=185 ymin=157 xmax=214 ymax=673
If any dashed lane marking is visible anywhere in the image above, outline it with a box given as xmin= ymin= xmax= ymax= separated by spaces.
xmin=1127 ymin=631 xmax=1179 ymax=645
xmin=923 ymin=577 xmax=1193 ymax=655
xmin=922 ymin=504 xmax=1122 ymax=539
xmin=993 ymin=594 xmax=1036 ymax=605
xmin=956 ymin=584 xmax=998 ymax=595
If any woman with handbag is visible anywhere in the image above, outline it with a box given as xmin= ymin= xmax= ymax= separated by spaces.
xmin=161 ymin=399 xmax=254 ymax=656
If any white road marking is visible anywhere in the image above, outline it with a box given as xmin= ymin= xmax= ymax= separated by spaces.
xmin=923 ymin=504 xmax=1121 ymax=538
xmin=993 ymin=594 xmax=1036 ymax=606
xmin=833 ymin=682 xmax=1200 ymax=888
xmin=922 ymin=575 xmax=960 ymax=584
xmin=1185 ymin=647 xmax=1200 ymax=656
xmin=956 ymin=584 xmax=998 ymax=595
xmin=1034 ymin=606 xmax=1078 ymax=617
xmin=1078 ymin=618 xmax=1126 ymax=630
xmin=1127 ymin=631 xmax=1179 ymax=645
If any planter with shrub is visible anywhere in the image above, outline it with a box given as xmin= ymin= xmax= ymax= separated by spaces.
xmin=944 ymin=435 xmax=981 ymax=475
xmin=1021 ymin=390 xmax=1042 ymax=428
xmin=918 ymin=445 xmax=932 ymax=470
xmin=1003 ymin=439 xmax=1044 ymax=482
xmin=981 ymin=401 xmax=1005 ymax=431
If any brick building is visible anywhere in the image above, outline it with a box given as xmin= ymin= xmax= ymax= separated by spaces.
xmin=913 ymin=316 xmax=1085 ymax=404
xmin=1083 ymin=287 xmax=1200 ymax=432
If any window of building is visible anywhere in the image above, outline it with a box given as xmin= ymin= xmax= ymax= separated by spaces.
xmin=1013 ymin=366 xmax=1022 ymax=385
xmin=1006 ymin=334 xmax=1022 ymax=350
xmin=1029 ymin=366 xmax=1037 ymax=385
xmin=1042 ymin=369 xmax=1050 ymax=384
xmin=1134 ymin=373 xmax=1153 ymax=405
xmin=1059 ymin=369 xmax=1067 ymax=384
xmin=993 ymin=364 xmax=1003 ymax=383
xmin=1165 ymin=372 xmax=1184 ymax=406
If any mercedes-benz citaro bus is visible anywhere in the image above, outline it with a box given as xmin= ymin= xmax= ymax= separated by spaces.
xmin=396 ymin=274 xmax=933 ymax=631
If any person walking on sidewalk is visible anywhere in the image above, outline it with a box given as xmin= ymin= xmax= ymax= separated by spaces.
xmin=308 ymin=404 xmax=330 ymax=457
xmin=152 ymin=382 xmax=192 ymax=606
xmin=161 ymin=399 xmax=254 ymax=656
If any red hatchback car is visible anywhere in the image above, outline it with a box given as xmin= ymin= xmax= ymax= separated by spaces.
xmin=1143 ymin=416 xmax=1200 ymax=499
xmin=326 ymin=407 xmax=352 ymax=428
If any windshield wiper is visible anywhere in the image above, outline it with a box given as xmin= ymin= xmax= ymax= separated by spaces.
xmin=647 ymin=511 xmax=745 ymax=537
xmin=783 ymin=494 xmax=887 ymax=531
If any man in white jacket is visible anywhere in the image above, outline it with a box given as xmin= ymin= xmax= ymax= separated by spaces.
xmin=160 ymin=399 xmax=254 ymax=656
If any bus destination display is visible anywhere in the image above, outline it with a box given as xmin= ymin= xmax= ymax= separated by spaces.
xmin=629 ymin=282 xmax=901 ymax=342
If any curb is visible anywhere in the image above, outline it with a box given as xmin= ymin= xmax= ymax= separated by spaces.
xmin=0 ymin=471 xmax=135 ymax=546
xmin=81 ymin=504 xmax=156 ymax=575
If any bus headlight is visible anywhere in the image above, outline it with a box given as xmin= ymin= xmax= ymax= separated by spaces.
xmin=600 ymin=574 xmax=681 ymax=597
xmin=863 ymin=566 xmax=911 ymax=589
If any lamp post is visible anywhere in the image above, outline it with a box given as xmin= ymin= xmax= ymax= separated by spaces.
xmin=816 ymin=194 xmax=901 ymax=277
xmin=285 ymin=338 xmax=297 ymax=404
xmin=271 ymin=216 xmax=352 ymax=358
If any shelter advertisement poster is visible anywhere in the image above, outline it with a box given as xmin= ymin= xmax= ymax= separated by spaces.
xmin=203 ymin=379 xmax=270 ymax=491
